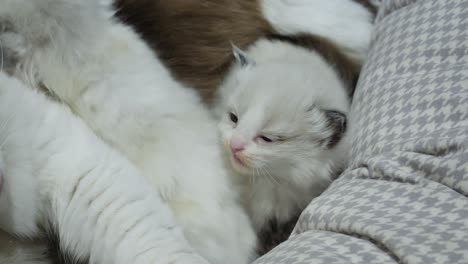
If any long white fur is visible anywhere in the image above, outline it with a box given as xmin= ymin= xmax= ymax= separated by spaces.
xmin=0 ymin=0 xmax=256 ymax=263
xmin=216 ymin=39 xmax=351 ymax=231
xmin=0 ymin=72 xmax=206 ymax=264
xmin=261 ymin=0 xmax=374 ymax=63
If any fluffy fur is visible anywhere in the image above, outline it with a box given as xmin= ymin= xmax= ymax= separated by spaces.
xmin=0 ymin=72 xmax=204 ymax=264
xmin=114 ymin=0 xmax=273 ymax=104
xmin=0 ymin=0 xmax=255 ymax=263
xmin=261 ymin=0 xmax=375 ymax=63
xmin=114 ymin=0 xmax=374 ymax=103
xmin=0 ymin=231 xmax=50 ymax=264
xmin=216 ymin=38 xmax=352 ymax=252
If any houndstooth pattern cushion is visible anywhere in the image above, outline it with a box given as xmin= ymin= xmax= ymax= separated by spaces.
xmin=254 ymin=0 xmax=468 ymax=263
xmin=255 ymin=231 xmax=396 ymax=264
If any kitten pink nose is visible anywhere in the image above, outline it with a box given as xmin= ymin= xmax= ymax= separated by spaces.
xmin=230 ymin=137 xmax=246 ymax=153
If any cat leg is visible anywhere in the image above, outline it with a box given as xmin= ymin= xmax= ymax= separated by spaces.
xmin=260 ymin=0 xmax=375 ymax=63
xmin=143 ymin=134 xmax=258 ymax=264
xmin=0 ymin=72 xmax=208 ymax=264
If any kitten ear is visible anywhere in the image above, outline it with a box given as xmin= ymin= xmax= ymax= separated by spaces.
xmin=323 ymin=110 xmax=347 ymax=148
xmin=231 ymin=43 xmax=255 ymax=67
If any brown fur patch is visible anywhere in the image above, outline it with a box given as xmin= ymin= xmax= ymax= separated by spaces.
xmin=114 ymin=0 xmax=274 ymax=104
xmin=114 ymin=0 xmax=370 ymax=104
xmin=354 ymin=0 xmax=378 ymax=15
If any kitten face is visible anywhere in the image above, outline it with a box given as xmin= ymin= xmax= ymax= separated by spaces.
xmin=218 ymin=53 xmax=348 ymax=179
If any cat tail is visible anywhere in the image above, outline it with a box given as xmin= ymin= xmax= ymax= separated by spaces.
xmin=0 ymin=73 xmax=208 ymax=264
xmin=260 ymin=0 xmax=375 ymax=63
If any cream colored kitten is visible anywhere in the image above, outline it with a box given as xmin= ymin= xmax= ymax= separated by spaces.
xmin=216 ymin=38 xmax=354 ymax=251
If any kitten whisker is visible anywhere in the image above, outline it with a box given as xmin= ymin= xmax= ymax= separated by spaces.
xmin=262 ymin=166 xmax=280 ymax=186
xmin=252 ymin=156 xmax=270 ymax=165
xmin=0 ymin=42 xmax=4 ymax=73
xmin=0 ymin=88 xmax=28 ymax=150
xmin=249 ymin=169 xmax=258 ymax=197
xmin=0 ymin=111 xmax=17 ymax=147
xmin=0 ymin=131 xmax=13 ymax=150
xmin=250 ymin=168 xmax=255 ymax=184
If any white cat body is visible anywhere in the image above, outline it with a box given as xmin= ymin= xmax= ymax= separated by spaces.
xmin=0 ymin=73 xmax=204 ymax=264
xmin=217 ymin=39 xmax=351 ymax=231
xmin=261 ymin=0 xmax=374 ymax=63
xmin=0 ymin=0 xmax=255 ymax=263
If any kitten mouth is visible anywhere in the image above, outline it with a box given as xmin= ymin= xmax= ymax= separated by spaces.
xmin=233 ymin=154 xmax=245 ymax=165
xmin=231 ymin=153 xmax=249 ymax=169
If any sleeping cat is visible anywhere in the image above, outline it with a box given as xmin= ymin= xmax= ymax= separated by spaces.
xmin=0 ymin=0 xmax=255 ymax=263
xmin=0 ymin=72 xmax=206 ymax=264
xmin=114 ymin=0 xmax=375 ymax=104
xmin=215 ymin=34 xmax=358 ymax=253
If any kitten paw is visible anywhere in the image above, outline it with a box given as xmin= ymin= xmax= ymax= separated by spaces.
xmin=0 ymin=21 xmax=26 ymax=75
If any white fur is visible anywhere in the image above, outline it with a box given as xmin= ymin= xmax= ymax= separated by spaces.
xmin=261 ymin=0 xmax=374 ymax=63
xmin=0 ymin=73 xmax=206 ymax=264
xmin=0 ymin=0 xmax=256 ymax=263
xmin=216 ymin=39 xmax=351 ymax=231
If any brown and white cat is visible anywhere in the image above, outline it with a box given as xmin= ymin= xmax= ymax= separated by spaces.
xmin=114 ymin=0 xmax=375 ymax=104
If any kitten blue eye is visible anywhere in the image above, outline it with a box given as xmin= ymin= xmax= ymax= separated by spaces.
xmin=229 ymin=112 xmax=238 ymax=123
xmin=260 ymin=136 xmax=273 ymax=143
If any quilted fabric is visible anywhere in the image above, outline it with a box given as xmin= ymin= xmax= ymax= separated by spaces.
xmin=254 ymin=0 xmax=468 ymax=263
xmin=254 ymin=231 xmax=396 ymax=264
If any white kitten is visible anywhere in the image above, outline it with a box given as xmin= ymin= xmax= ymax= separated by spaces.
xmin=216 ymin=39 xmax=351 ymax=234
xmin=0 ymin=72 xmax=205 ymax=264
xmin=0 ymin=0 xmax=256 ymax=263
xmin=261 ymin=0 xmax=374 ymax=63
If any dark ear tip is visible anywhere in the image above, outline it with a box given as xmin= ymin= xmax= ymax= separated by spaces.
xmin=325 ymin=110 xmax=347 ymax=128
xmin=324 ymin=110 xmax=347 ymax=148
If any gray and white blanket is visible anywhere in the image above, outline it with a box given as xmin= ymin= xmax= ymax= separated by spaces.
xmin=254 ymin=0 xmax=468 ymax=263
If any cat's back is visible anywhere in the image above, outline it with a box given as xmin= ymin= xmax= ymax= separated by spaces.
xmin=114 ymin=0 xmax=273 ymax=103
